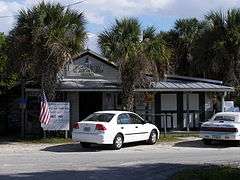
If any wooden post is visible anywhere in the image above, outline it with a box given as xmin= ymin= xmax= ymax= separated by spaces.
xmin=65 ymin=130 xmax=68 ymax=139
xmin=43 ymin=131 xmax=46 ymax=138
xmin=20 ymin=78 xmax=25 ymax=139
xmin=221 ymin=92 xmax=227 ymax=112
xmin=163 ymin=114 xmax=167 ymax=137
xmin=186 ymin=93 xmax=190 ymax=132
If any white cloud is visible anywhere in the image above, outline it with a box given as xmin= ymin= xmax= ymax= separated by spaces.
xmin=86 ymin=12 xmax=105 ymax=25
xmin=1 ymin=0 xmax=240 ymax=50
xmin=0 ymin=1 xmax=24 ymax=33
xmin=86 ymin=32 xmax=99 ymax=52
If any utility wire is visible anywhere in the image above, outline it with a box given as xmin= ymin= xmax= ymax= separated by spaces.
xmin=0 ymin=0 xmax=86 ymax=19
xmin=0 ymin=15 xmax=15 ymax=19
xmin=64 ymin=0 xmax=85 ymax=8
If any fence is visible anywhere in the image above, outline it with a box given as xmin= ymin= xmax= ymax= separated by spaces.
xmin=139 ymin=112 xmax=201 ymax=136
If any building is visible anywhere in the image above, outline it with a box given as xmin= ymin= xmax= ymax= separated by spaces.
xmin=24 ymin=49 xmax=234 ymax=135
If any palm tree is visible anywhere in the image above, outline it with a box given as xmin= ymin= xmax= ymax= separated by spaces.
xmin=143 ymin=27 xmax=171 ymax=79
xmin=165 ymin=18 xmax=206 ymax=76
xmin=0 ymin=33 xmax=17 ymax=94
xmin=9 ymin=1 xmax=87 ymax=100
xmin=98 ymin=18 xmax=170 ymax=110
xmin=199 ymin=9 xmax=240 ymax=85
xmin=98 ymin=18 xmax=142 ymax=110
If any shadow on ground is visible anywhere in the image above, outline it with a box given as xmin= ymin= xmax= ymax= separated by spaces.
xmin=174 ymin=139 xmax=239 ymax=149
xmin=0 ymin=163 xmax=214 ymax=180
xmin=0 ymin=137 xmax=20 ymax=145
xmin=41 ymin=141 xmax=148 ymax=153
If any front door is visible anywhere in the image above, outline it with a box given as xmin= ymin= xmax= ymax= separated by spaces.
xmin=79 ymin=92 xmax=102 ymax=121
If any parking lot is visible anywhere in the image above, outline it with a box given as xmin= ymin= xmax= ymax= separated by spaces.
xmin=0 ymin=137 xmax=240 ymax=180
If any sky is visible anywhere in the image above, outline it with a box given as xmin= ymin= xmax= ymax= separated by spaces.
xmin=0 ymin=0 xmax=240 ymax=52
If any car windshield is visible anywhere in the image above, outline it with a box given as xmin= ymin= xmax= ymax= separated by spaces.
xmin=213 ymin=115 xmax=236 ymax=122
xmin=83 ymin=113 xmax=115 ymax=122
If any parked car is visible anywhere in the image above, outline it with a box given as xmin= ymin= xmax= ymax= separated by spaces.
xmin=200 ymin=112 xmax=240 ymax=145
xmin=72 ymin=111 xmax=159 ymax=149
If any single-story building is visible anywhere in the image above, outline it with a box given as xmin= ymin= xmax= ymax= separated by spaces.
xmin=23 ymin=49 xmax=234 ymax=135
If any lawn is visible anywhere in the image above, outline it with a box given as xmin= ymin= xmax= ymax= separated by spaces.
xmin=158 ymin=132 xmax=199 ymax=142
xmin=19 ymin=137 xmax=73 ymax=144
xmin=170 ymin=166 xmax=240 ymax=180
xmin=0 ymin=137 xmax=72 ymax=144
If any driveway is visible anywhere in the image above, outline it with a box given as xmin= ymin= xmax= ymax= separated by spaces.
xmin=0 ymin=137 xmax=239 ymax=180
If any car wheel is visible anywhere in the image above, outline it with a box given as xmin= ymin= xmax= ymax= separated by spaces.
xmin=80 ymin=142 xmax=91 ymax=148
xmin=147 ymin=130 xmax=157 ymax=145
xmin=112 ymin=134 xmax=123 ymax=150
xmin=203 ymin=139 xmax=212 ymax=145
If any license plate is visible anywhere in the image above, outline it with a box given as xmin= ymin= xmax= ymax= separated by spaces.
xmin=84 ymin=127 xmax=90 ymax=132
xmin=212 ymin=135 xmax=221 ymax=139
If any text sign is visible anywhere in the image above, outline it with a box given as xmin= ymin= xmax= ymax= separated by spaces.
xmin=41 ymin=102 xmax=70 ymax=131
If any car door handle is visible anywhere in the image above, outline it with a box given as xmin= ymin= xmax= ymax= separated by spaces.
xmin=121 ymin=127 xmax=124 ymax=129
xmin=135 ymin=126 xmax=138 ymax=128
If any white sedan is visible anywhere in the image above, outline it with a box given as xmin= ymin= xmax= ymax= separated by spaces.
xmin=72 ymin=111 xmax=159 ymax=149
xmin=200 ymin=112 xmax=240 ymax=145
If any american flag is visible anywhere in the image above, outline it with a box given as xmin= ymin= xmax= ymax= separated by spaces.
xmin=39 ymin=90 xmax=51 ymax=125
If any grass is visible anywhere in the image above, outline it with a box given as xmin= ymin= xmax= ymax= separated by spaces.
xmin=170 ymin=166 xmax=240 ymax=180
xmin=158 ymin=135 xmax=181 ymax=142
xmin=0 ymin=137 xmax=72 ymax=144
xmin=19 ymin=137 xmax=73 ymax=144
xmin=158 ymin=132 xmax=199 ymax=142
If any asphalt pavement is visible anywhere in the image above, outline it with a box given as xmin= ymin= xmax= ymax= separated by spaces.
xmin=0 ymin=138 xmax=240 ymax=180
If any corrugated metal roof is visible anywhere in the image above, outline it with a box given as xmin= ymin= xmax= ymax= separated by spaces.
xmin=59 ymin=80 xmax=120 ymax=90
xmin=58 ymin=78 xmax=234 ymax=92
xmin=147 ymin=79 xmax=234 ymax=92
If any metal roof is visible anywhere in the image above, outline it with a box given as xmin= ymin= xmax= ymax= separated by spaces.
xmin=144 ymin=79 xmax=234 ymax=92
xmin=58 ymin=79 xmax=121 ymax=92
xmin=57 ymin=77 xmax=234 ymax=92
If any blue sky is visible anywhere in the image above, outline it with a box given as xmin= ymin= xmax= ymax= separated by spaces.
xmin=0 ymin=0 xmax=240 ymax=52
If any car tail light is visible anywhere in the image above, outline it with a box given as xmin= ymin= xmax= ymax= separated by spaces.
xmin=201 ymin=127 xmax=238 ymax=132
xmin=72 ymin=123 xmax=80 ymax=129
xmin=95 ymin=124 xmax=107 ymax=131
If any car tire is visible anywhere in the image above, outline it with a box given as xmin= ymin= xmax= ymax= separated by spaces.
xmin=147 ymin=130 xmax=158 ymax=145
xmin=112 ymin=134 xmax=123 ymax=150
xmin=203 ymin=139 xmax=212 ymax=145
xmin=80 ymin=142 xmax=91 ymax=148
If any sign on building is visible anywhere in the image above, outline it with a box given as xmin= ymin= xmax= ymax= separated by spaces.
xmin=224 ymin=101 xmax=239 ymax=112
xmin=41 ymin=102 xmax=70 ymax=131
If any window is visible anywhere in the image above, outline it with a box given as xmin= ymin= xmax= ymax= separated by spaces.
xmin=213 ymin=115 xmax=236 ymax=122
xmin=129 ymin=113 xmax=144 ymax=124
xmin=83 ymin=113 xmax=115 ymax=122
xmin=117 ymin=114 xmax=130 ymax=124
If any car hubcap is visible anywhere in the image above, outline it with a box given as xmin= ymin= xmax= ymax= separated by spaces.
xmin=151 ymin=133 xmax=157 ymax=143
xmin=116 ymin=137 xmax=122 ymax=148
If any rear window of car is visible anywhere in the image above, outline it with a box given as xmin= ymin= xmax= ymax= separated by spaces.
xmin=82 ymin=113 xmax=115 ymax=122
xmin=213 ymin=115 xmax=236 ymax=122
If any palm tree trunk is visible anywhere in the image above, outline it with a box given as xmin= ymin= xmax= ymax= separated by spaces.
xmin=121 ymin=85 xmax=135 ymax=111
xmin=121 ymin=69 xmax=135 ymax=111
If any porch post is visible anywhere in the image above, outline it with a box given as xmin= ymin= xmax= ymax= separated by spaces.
xmin=186 ymin=93 xmax=190 ymax=132
xmin=221 ymin=91 xmax=227 ymax=112
xmin=177 ymin=92 xmax=183 ymax=129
